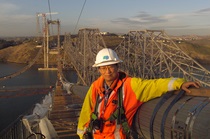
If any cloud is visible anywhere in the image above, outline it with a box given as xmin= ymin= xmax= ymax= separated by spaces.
xmin=111 ymin=7 xmax=210 ymax=30
xmin=111 ymin=11 xmax=167 ymax=26
xmin=0 ymin=2 xmax=35 ymax=36
xmin=111 ymin=17 xmax=141 ymax=25
xmin=154 ymin=25 xmax=190 ymax=29
xmin=195 ymin=8 xmax=210 ymax=14
xmin=0 ymin=2 xmax=34 ymax=22
xmin=134 ymin=11 xmax=167 ymax=23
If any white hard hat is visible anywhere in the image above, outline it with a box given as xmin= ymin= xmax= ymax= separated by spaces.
xmin=92 ymin=48 xmax=123 ymax=67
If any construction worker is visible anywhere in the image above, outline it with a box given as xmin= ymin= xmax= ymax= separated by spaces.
xmin=77 ymin=48 xmax=200 ymax=139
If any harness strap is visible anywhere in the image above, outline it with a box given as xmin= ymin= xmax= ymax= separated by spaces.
xmin=110 ymin=85 xmax=131 ymax=138
xmin=117 ymin=85 xmax=122 ymax=124
xmin=94 ymin=93 xmax=100 ymax=116
xmin=86 ymin=94 xmax=100 ymax=133
xmin=108 ymin=109 xmax=118 ymax=121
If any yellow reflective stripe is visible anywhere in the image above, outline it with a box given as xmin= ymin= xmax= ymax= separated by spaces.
xmin=77 ymin=129 xmax=85 ymax=134
xmin=77 ymin=128 xmax=85 ymax=139
xmin=168 ymin=78 xmax=177 ymax=91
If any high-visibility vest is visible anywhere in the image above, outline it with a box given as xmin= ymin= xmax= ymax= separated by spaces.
xmin=87 ymin=84 xmax=131 ymax=138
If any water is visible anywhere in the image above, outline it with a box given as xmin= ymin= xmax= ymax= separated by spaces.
xmin=0 ymin=63 xmax=78 ymax=132
xmin=0 ymin=63 xmax=57 ymax=87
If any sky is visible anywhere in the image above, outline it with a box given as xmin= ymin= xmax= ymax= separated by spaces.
xmin=0 ymin=0 xmax=210 ymax=37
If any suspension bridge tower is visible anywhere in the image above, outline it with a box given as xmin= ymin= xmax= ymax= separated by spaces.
xmin=36 ymin=12 xmax=60 ymax=71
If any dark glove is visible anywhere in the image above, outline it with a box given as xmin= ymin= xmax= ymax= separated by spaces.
xmin=83 ymin=132 xmax=93 ymax=139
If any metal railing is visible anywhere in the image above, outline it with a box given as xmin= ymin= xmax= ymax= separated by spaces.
xmin=0 ymin=115 xmax=41 ymax=139
xmin=0 ymin=93 xmax=47 ymax=139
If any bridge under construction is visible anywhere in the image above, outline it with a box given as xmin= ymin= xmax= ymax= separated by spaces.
xmin=0 ymin=28 xmax=210 ymax=139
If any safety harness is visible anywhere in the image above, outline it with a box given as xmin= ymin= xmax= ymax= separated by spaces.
xmin=86 ymin=84 xmax=131 ymax=138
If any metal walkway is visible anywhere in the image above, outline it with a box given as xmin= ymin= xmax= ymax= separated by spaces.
xmin=49 ymin=83 xmax=83 ymax=138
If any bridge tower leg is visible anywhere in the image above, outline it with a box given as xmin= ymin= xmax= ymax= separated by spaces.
xmin=38 ymin=19 xmax=60 ymax=71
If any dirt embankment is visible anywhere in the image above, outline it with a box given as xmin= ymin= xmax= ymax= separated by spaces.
xmin=177 ymin=39 xmax=210 ymax=64
xmin=0 ymin=41 xmax=57 ymax=65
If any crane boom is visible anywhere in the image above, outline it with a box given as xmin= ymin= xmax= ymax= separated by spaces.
xmin=37 ymin=12 xmax=58 ymax=17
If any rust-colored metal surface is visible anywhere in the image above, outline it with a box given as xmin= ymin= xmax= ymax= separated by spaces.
xmin=49 ymin=88 xmax=83 ymax=139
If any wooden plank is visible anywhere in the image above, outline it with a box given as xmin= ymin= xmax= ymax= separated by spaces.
xmin=49 ymin=89 xmax=83 ymax=138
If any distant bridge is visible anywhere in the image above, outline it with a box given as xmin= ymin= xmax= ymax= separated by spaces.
xmin=1 ymin=28 xmax=210 ymax=88
xmin=62 ymin=28 xmax=210 ymax=87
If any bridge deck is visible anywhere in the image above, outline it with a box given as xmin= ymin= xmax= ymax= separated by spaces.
xmin=49 ymin=85 xmax=83 ymax=139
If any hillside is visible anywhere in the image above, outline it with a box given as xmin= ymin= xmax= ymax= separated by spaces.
xmin=177 ymin=39 xmax=210 ymax=64
xmin=0 ymin=41 xmax=57 ymax=65
xmin=0 ymin=37 xmax=210 ymax=65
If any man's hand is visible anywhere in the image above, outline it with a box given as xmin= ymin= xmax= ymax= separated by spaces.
xmin=181 ymin=81 xmax=201 ymax=93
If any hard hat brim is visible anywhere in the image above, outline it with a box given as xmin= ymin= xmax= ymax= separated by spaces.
xmin=92 ymin=60 xmax=122 ymax=67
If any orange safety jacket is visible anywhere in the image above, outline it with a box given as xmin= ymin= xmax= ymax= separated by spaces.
xmin=77 ymin=72 xmax=185 ymax=139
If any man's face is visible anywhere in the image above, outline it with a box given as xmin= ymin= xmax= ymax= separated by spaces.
xmin=98 ymin=64 xmax=118 ymax=82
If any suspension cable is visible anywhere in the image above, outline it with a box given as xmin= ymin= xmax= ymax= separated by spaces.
xmin=47 ymin=0 xmax=54 ymax=35
xmin=73 ymin=0 xmax=87 ymax=34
